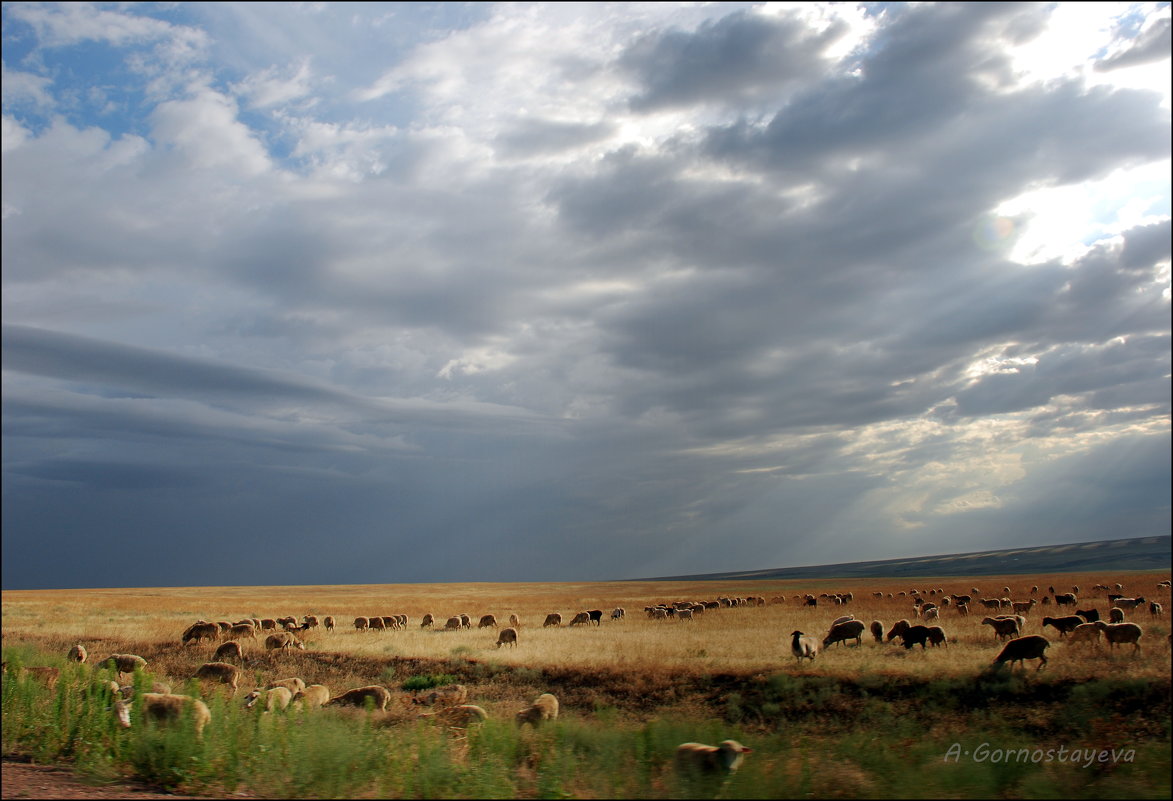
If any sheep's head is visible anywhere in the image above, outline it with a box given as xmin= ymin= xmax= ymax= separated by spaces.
xmin=243 ymin=690 xmax=262 ymax=709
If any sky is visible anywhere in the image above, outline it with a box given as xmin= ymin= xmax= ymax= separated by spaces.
xmin=2 ymin=2 xmax=1170 ymax=590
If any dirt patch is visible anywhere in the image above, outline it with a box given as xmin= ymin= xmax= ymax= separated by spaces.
xmin=1 ymin=757 xmax=219 ymax=800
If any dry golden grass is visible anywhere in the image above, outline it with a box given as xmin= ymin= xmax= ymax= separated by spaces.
xmin=4 ymin=569 xmax=1170 ymax=720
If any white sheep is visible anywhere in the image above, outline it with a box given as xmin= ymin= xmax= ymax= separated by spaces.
xmin=244 ymin=686 xmax=292 ymax=712
xmin=291 ymin=684 xmax=331 ymax=709
xmin=192 ymin=661 xmax=242 ymax=694
xmin=516 ymin=692 xmax=559 ymax=727
xmin=267 ymin=677 xmax=307 ymax=696
xmin=1068 ymin=623 xmax=1102 ymax=648
xmin=67 ymin=643 xmax=88 ymax=664
xmin=790 ymin=630 xmax=818 ymax=663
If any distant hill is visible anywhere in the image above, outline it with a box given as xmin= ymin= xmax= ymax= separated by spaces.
xmin=637 ymin=535 xmax=1171 ymax=582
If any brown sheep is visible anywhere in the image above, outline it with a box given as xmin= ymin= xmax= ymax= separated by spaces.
xmin=1109 ymin=607 xmax=1125 ymax=623
xmin=323 ymin=616 xmax=336 ymax=631
xmin=260 ymin=618 xmax=278 ymax=631
xmin=420 ymin=613 xmax=435 ymax=628
xmin=886 ymin=619 xmax=911 ymax=643
xmin=496 ymin=627 xmax=518 ymax=648
xmin=226 ymin=623 xmax=257 ymax=641
xmin=991 ymin=635 xmax=1050 ymax=672
xmin=568 ymin=612 xmax=591 ymax=626
xmin=516 ymin=692 xmax=559 ymax=727
xmin=265 ymin=632 xmax=306 ymax=651
xmin=67 ymin=643 xmax=88 ymax=663
xmin=926 ymin=626 xmax=948 ymax=647
xmin=675 ymin=740 xmax=754 ymax=776
xmin=1042 ymin=615 xmax=1086 ymax=637
xmin=100 ymin=654 xmax=147 ymax=676
xmin=1068 ymin=623 xmax=1102 ymax=648
xmin=414 ymin=684 xmax=468 ymax=707
xmin=354 ymin=616 xmax=369 ymax=632
xmin=444 ymin=616 xmax=462 ymax=630
xmin=900 ymin=625 xmax=933 ymax=649
xmin=509 ymin=613 xmax=523 ymax=627
xmin=982 ymin=616 xmax=1020 ymax=641
xmin=459 ymin=614 xmax=472 ymax=629
xmin=478 ymin=614 xmax=498 ymax=629
xmin=192 ymin=661 xmax=242 ymax=694
xmin=324 ymin=685 xmax=392 ymax=712
xmin=823 ymin=620 xmax=866 ymax=648
xmin=1094 ymin=621 xmax=1143 ymax=654
xmin=115 ymin=693 xmax=211 ymax=738
xmin=870 ymin=621 xmax=884 ymax=643
xmin=543 ymin=613 xmax=562 ymax=627
xmin=435 ymin=704 xmax=489 ymax=726
xmin=213 ymin=641 xmax=244 ymax=663
xmin=368 ymin=616 xmax=387 ymax=632
xmin=291 ymin=684 xmax=331 ymax=709
xmin=182 ymin=622 xmax=220 ymax=645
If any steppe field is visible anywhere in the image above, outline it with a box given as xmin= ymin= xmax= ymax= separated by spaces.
xmin=3 ymin=570 xmax=1171 ymax=799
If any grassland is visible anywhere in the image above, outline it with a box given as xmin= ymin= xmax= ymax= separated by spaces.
xmin=3 ymin=569 xmax=1170 ymax=798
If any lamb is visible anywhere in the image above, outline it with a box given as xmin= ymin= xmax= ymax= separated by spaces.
xmin=324 ymin=685 xmax=393 ymax=712
xmin=870 ymin=620 xmax=884 ymax=643
xmin=115 ymin=693 xmax=211 ymax=738
xmin=674 ymin=740 xmax=753 ymax=777
xmin=543 ymin=613 xmax=562 ymax=627
xmin=291 ymin=684 xmax=330 ymax=709
xmin=267 ymin=677 xmax=307 ymax=696
xmin=67 ymin=643 xmax=88 ymax=663
xmin=926 ymin=626 xmax=948 ymax=647
xmin=568 ymin=612 xmax=591 ymax=626
xmin=790 ymin=630 xmax=818 ymax=663
xmin=982 ymin=616 xmax=1020 ymax=641
xmin=823 ymin=620 xmax=866 ymax=648
xmin=516 ymin=692 xmax=559 ymax=727
xmin=414 ymin=684 xmax=468 ymax=707
xmin=213 ymin=641 xmax=244 ymax=663
xmin=265 ymin=631 xmax=306 ymax=651
xmin=192 ymin=662 xmax=242 ymax=694
xmin=420 ymin=613 xmax=435 ymax=628
xmin=991 ymin=635 xmax=1050 ymax=672
xmin=100 ymin=654 xmax=147 ymax=676
xmin=496 ymin=627 xmax=519 ymax=648
xmin=478 ymin=614 xmax=498 ymax=629
xmin=1094 ymin=621 xmax=1143 ymax=654
xmin=1043 ymin=615 xmax=1086 ymax=637
xmin=1068 ymin=623 xmax=1102 ymax=648
xmin=244 ymin=686 xmax=292 ymax=712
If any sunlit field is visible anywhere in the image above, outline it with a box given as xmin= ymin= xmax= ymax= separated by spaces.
xmin=3 ymin=570 xmax=1170 ymax=799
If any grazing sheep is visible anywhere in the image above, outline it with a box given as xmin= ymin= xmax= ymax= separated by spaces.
xmin=956 ymin=603 xmax=969 ymax=617
xmin=610 ymin=608 xmax=625 ymax=621
xmin=414 ymin=684 xmax=468 ymax=707
xmin=115 ymin=693 xmax=211 ymax=738
xmin=886 ymin=620 xmax=911 ymax=643
xmin=260 ymin=618 xmax=278 ymax=631
xmin=823 ymin=620 xmax=866 ymax=649
xmin=1043 ymin=615 xmax=1087 ymax=637
xmin=569 ymin=612 xmax=592 ymax=626
xmin=324 ymin=685 xmax=393 ymax=712
xmin=395 ymin=614 xmax=409 ymax=628
xmin=1109 ymin=607 xmax=1125 ymax=623
xmin=67 ymin=643 xmax=88 ymax=663
xmin=982 ymin=616 xmax=1020 ymax=641
xmin=991 ymin=635 xmax=1050 ymax=672
xmin=291 ymin=684 xmax=330 ymax=709
xmin=193 ymin=662 xmax=242 ymax=694
xmin=227 ymin=623 xmax=257 ymax=641
xmin=923 ymin=607 xmax=940 ymax=622
xmin=244 ymin=686 xmax=293 ymax=712
xmin=588 ymin=609 xmax=604 ymax=626
xmin=900 ymin=625 xmax=933 ymax=650
xmin=265 ymin=631 xmax=306 ymax=651
xmin=444 ymin=616 xmax=462 ymax=631
xmin=790 ymin=630 xmax=818 ymax=663
xmin=478 ymin=614 xmax=498 ymax=629
xmin=830 ymin=614 xmax=855 ymax=628
xmin=182 ymin=622 xmax=220 ymax=645
xmin=676 ymin=609 xmax=694 ymax=622
xmin=516 ymin=692 xmax=559 ymax=727
xmin=1094 ymin=621 xmax=1143 ymax=654
xmin=496 ymin=627 xmax=518 ymax=648
xmin=675 ymin=740 xmax=754 ymax=777
xmin=354 ymin=616 xmax=369 ymax=632
xmin=436 ymin=704 xmax=489 ymax=726
xmin=1069 ymin=623 xmax=1102 ymax=648
xmin=1054 ymin=593 xmax=1077 ymax=607
xmin=323 ymin=616 xmax=335 ymax=631
xmin=100 ymin=654 xmax=147 ymax=676
xmin=543 ymin=613 xmax=562 ymax=627
xmin=213 ymin=641 xmax=244 ymax=663
xmin=459 ymin=614 xmax=472 ymax=629
xmin=267 ymin=677 xmax=307 ymax=696
xmin=508 ymin=613 xmax=522 ymax=627
xmin=870 ymin=621 xmax=884 ymax=643
xmin=926 ymin=626 xmax=948 ymax=647
xmin=302 ymin=615 xmax=320 ymax=630
xmin=1012 ymin=600 xmax=1037 ymax=615
xmin=1075 ymin=608 xmax=1100 ymax=623
xmin=420 ymin=613 xmax=435 ymax=629
xmin=368 ymin=616 xmax=387 ymax=632
xmin=1150 ymin=602 xmax=1163 ymax=617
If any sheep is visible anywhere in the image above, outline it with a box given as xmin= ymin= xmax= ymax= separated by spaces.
xmin=955 ymin=602 xmax=969 ymax=617
xmin=870 ymin=620 xmax=884 ymax=643
xmin=1109 ymin=607 xmax=1125 ymax=623
xmin=420 ymin=613 xmax=435 ymax=629
xmin=610 ymin=608 xmax=625 ymax=621
xmin=182 ymin=622 xmax=220 ymax=645
xmin=115 ymin=693 xmax=211 ymax=738
xmin=1075 ymin=608 xmax=1100 ymax=623
xmin=444 ymin=616 xmax=462 ymax=630
xmin=1054 ymin=593 xmax=1077 ymax=607
xmin=516 ymin=692 xmax=559 ymax=727
xmin=1068 ymin=623 xmax=1102 ymax=648
xmin=1113 ymin=597 xmax=1145 ymax=610
xmin=927 ymin=626 xmax=948 ymax=647
xmin=1042 ymin=615 xmax=1086 ymax=637
xmin=193 ymin=661 xmax=242 ymax=694
xmin=543 ymin=612 xmax=563 ymax=627
xmin=1094 ymin=621 xmax=1143 ymax=654
xmin=67 ymin=643 xmax=88 ymax=663
xmin=302 ymin=615 xmax=320 ymax=630
xmin=414 ymin=684 xmax=468 ymax=707
xmin=900 ymin=625 xmax=933 ymax=650
xmin=323 ymin=615 xmax=335 ymax=631
xmin=459 ymin=614 xmax=472 ymax=629
xmin=324 ymin=685 xmax=393 ymax=712
xmin=244 ymin=686 xmax=293 ymax=712
xmin=100 ymin=654 xmax=147 ymax=676
xmin=982 ymin=616 xmax=1020 ymax=641
xmin=291 ymin=684 xmax=330 ymax=709
xmin=260 ymin=618 xmax=278 ymax=631
xmin=265 ymin=631 xmax=306 ymax=651
xmin=354 ymin=616 xmax=369 ymax=632
xmin=676 ymin=609 xmax=694 ymax=622
xmin=790 ymin=630 xmax=818 ymax=663
xmin=1011 ymin=600 xmax=1036 ymax=615
xmin=267 ymin=677 xmax=307 ymax=696
xmin=675 ymin=740 xmax=754 ymax=777
xmin=436 ymin=704 xmax=489 ymax=727
xmin=1150 ymin=602 xmax=1164 ymax=617
xmin=368 ymin=616 xmax=387 ymax=632
xmin=213 ymin=640 xmax=244 ymax=663
xmin=823 ymin=620 xmax=866 ymax=649
xmin=923 ymin=607 xmax=940 ymax=622
xmin=478 ymin=614 xmax=499 ymax=629
xmin=886 ymin=619 xmax=911 ymax=643
xmin=226 ymin=623 xmax=257 ymax=641
xmin=568 ymin=612 xmax=592 ymax=626
xmin=395 ymin=614 xmax=408 ymax=628
xmin=830 ymin=614 xmax=855 ymax=628
xmin=496 ymin=627 xmax=519 ymax=648
xmin=587 ymin=609 xmax=604 ymax=626
xmin=991 ymin=635 xmax=1050 ymax=672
